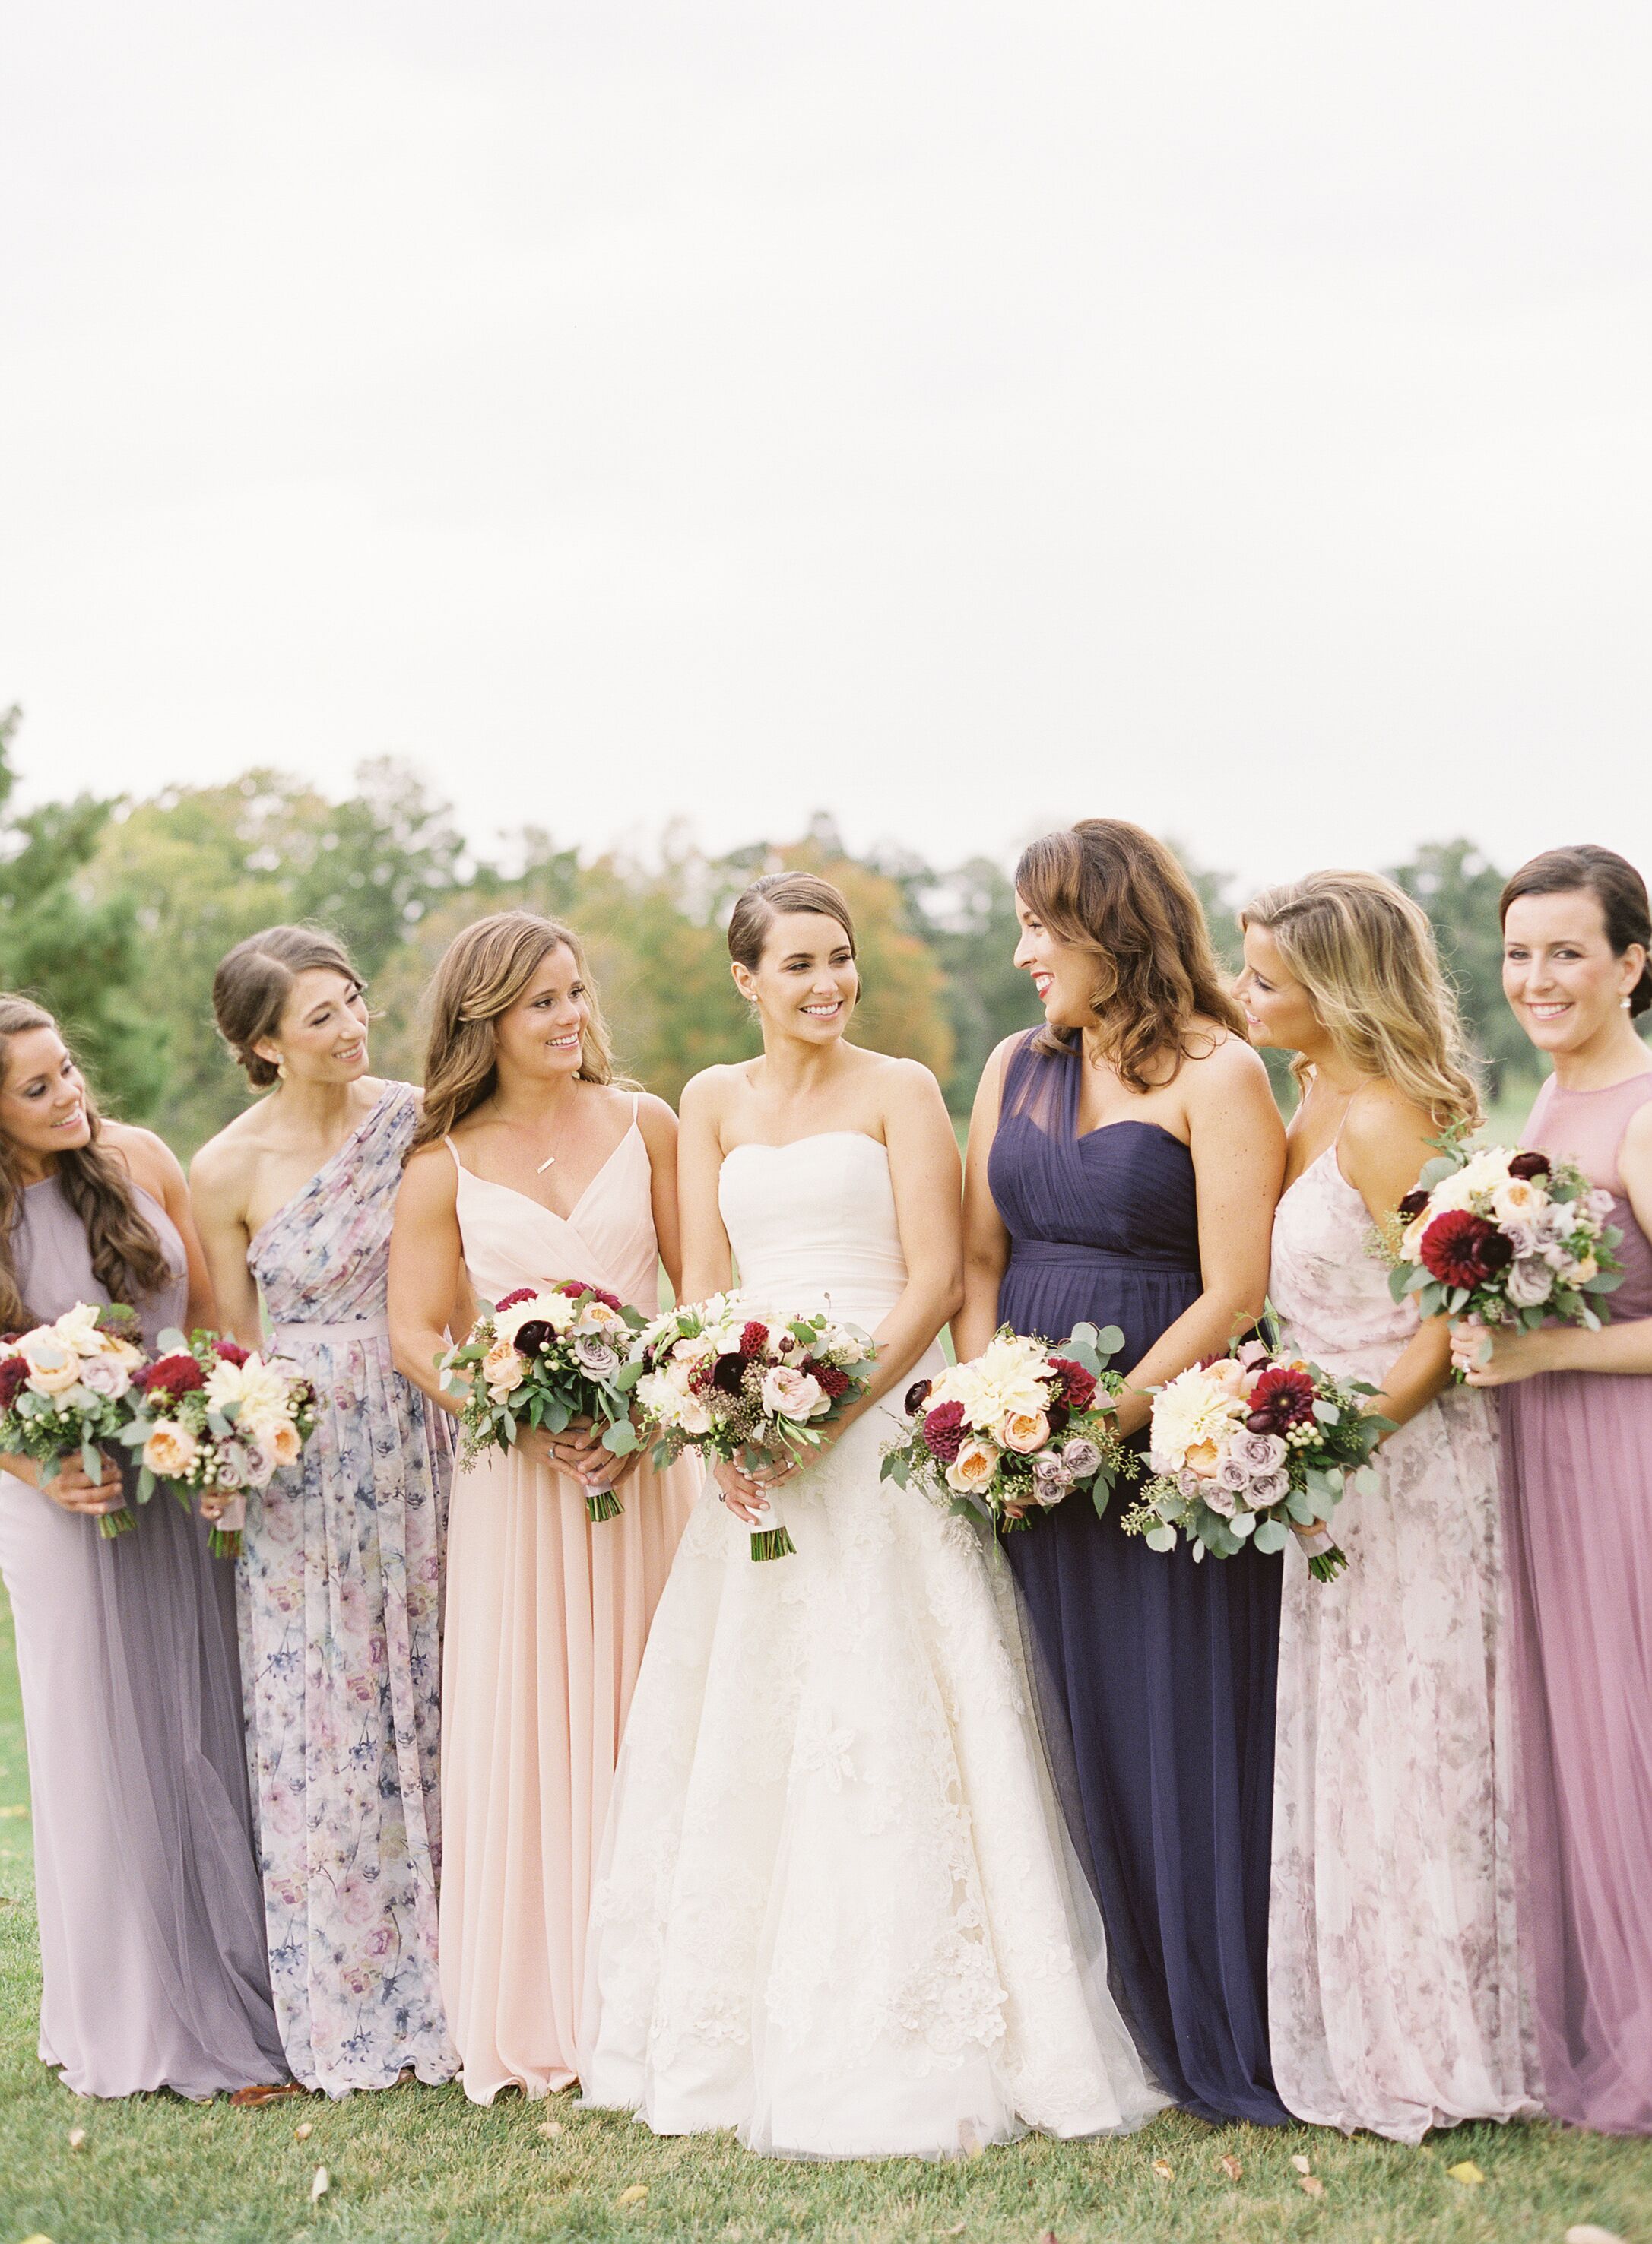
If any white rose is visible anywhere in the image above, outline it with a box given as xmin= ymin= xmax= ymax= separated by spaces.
xmin=78 ymin=1354 xmax=132 ymax=1400
xmin=761 ymin=1366 xmax=827 ymax=1422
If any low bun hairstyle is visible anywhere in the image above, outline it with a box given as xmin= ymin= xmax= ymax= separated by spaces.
xmin=1498 ymin=845 xmax=1652 ymax=1018
xmin=726 ymin=872 xmax=858 ymax=981
xmin=1016 ymin=819 xmax=1245 ymax=1089
xmin=214 ymin=925 xmax=363 ymax=1086
xmin=408 ymin=911 xmax=628 ymax=1158
xmin=0 ymin=995 xmax=174 ymax=1332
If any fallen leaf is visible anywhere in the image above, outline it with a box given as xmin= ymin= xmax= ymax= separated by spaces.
xmin=617 ymin=2183 xmax=648 ymax=2205
xmin=1217 ymin=2154 xmax=1243 ymax=2182
xmin=67 ymin=2128 xmax=87 ymax=2150
xmin=1565 ymin=2228 xmax=1625 ymax=2243
xmin=309 ymin=2166 xmax=330 ymax=2204
xmin=1447 ymin=2160 xmax=1486 ymax=2187
xmin=1151 ymin=2158 xmax=1173 ymax=2181
xmin=1298 ymin=2175 xmax=1325 ymax=2199
xmin=294 ymin=2121 xmax=313 ymax=2141
xmin=538 ymin=2119 xmax=564 ymax=2138
xmin=1290 ymin=2152 xmax=1312 ymax=2174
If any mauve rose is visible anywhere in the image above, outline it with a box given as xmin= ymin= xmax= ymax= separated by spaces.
xmin=1060 ymin=1437 xmax=1103 ymax=1480
xmin=1202 ymin=1482 xmax=1239 ymax=1517
xmin=1251 ymin=1469 xmax=1290 ymax=1504
xmin=1032 ymin=1450 xmax=1072 ymax=1492
xmin=78 ymin=1353 xmax=131 ymax=1399
xmin=574 ymin=1334 xmax=620 ymax=1379
xmin=1586 ymin=1188 xmax=1616 ymax=1223
xmin=1505 ymin=1257 xmax=1554 ymax=1309
xmin=1216 ymin=1453 xmax=1253 ymax=1494
xmin=1236 ymin=1429 xmax=1286 ymax=1472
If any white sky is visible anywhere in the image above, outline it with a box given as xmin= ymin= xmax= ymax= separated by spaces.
xmin=2 ymin=2 xmax=1649 ymax=890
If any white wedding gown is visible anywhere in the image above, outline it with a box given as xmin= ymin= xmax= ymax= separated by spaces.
xmin=579 ymin=1131 xmax=1165 ymax=2159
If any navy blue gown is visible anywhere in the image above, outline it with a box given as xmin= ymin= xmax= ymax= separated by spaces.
xmin=991 ymin=1032 xmax=1287 ymax=2126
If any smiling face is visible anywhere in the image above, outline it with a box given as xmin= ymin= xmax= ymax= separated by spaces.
xmin=1013 ymin=891 xmax=1103 ymax=1032
xmin=256 ymin=968 xmax=369 ymax=1086
xmin=0 ymin=1023 xmax=92 ymax=1167
xmin=734 ymin=911 xmax=858 ymax=1044
xmin=491 ymin=941 xmax=590 ymax=1083
xmin=1502 ymin=888 xmax=1646 ymax=1058
xmin=1235 ymin=921 xmax=1322 ymax=1056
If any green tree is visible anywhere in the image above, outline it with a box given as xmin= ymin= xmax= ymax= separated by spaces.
xmin=1388 ymin=838 xmax=1532 ymax=1098
xmin=0 ymin=708 xmax=165 ymax=1117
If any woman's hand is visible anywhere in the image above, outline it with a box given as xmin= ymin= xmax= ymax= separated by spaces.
xmin=1453 ymin=1319 xmax=1556 ymax=1387
xmin=42 ymin=1450 xmax=126 ymax=1518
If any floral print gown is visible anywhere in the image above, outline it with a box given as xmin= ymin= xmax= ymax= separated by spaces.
xmin=241 ymin=1085 xmax=457 ymax=2095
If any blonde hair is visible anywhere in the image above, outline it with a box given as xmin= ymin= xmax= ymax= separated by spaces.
xmin=1241 ymin=869 xmax=1482 ymax=1130
xmin=409 ymin=911 xmax=627 ymax=1155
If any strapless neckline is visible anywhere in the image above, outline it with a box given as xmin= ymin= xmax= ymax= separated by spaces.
xmin=724 ymin=1130 xmax=887 ymax=1161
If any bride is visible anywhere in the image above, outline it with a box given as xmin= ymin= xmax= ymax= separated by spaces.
xmin=579 ymin=871 xmax=1165 ymax=2159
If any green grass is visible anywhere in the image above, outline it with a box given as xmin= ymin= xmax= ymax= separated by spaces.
xmin=2 ymin=1599 xmax=1650 ymax=2242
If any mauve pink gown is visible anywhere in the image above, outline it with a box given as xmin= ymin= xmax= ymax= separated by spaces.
xmin=1501 ymin=1067 xmax=1652 ymax=2133
xmin=439 ymin=1100 xmax=695 ymax=2104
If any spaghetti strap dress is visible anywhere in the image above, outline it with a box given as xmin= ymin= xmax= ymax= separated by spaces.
xmin=0 ymin=1173 xmax=284 ymax=2097
xmin=988 ymin=1032 xmax=1288 ymax=2125
xmin=242 ymin=1082 xmax=456 ymax=2094
xmin=439 ymin=1098 xmax=695 ymax=2104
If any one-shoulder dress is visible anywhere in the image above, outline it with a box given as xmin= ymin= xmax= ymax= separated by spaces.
xmin=988 ymin=1033 xmax=1288 ymax=2125
xmin=0 ymin=1172 xmax=284 ymax=2097
xmin=241 ymin=1082 xmax=456 ymax=2094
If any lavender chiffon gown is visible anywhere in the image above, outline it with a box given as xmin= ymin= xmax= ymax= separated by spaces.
xmin=0 ymin=1175 xmax=284 ymax=2097
xmin=989 ymin=1035 xmax=1287 ymax=2126
xmin=1501 ymin=1067 xmax=1652 ymax=2134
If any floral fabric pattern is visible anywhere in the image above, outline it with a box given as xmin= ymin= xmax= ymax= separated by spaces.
xmin=241 ymin=1085 xmax=457 ymax=2095
xmin=1267 ymin=1147 xmax=1536 ymax=2141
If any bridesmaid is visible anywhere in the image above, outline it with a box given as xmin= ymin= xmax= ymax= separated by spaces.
xmin=957 ymin=819 xmax=1290 ymax=2126
xmin=0 ymin=995 xmax=287 ymax=2100
xmin=388 ymin=910 xmax=694 ymax=2104
xmin=1237 ymin=870 xmax=1535 ymax=2141
xmin=191 ymin=925 xmax=455 ymax=2096
xmin=1455 ymin=844 xmax=1652 ymax=2134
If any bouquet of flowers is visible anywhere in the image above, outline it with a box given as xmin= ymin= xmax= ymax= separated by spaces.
xmin=1386 ymin=1141 xmax=1623 ymax=1367
xmin=629 ymin=1292 xmax=875 ymax=1559
xmin=439 ymin=1281 xmax=648 ymax=1522
xmin=1123 ymin=1336 xmax=1391 ymax=1581
xmin=119 ymin=1329 xmax=315 ymax=1558
xmin=880 ymin=1323 xmax=1135 ymax=1529
xmin=0 ymin=1301 xmax=147 ymax=1538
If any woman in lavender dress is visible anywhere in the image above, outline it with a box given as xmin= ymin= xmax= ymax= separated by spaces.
xmin=957 ymin=822 xmax=1289 ymax=2126
xmin=0 ymin=996 xmax=285 ymax=2099
xmin=192 ymin=927 xmax=455 ymax=2097
xmin=1456 ymin=845 xmax=1652 ymax=2134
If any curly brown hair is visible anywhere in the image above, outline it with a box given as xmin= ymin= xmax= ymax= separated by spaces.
xmin=0 ymin=996 xmax=175 ymax=1331
xmin=1015 ymin=819 xmax=1246 ymax=1090
xmin=408 ymin=911 xmax=630 ymax=1159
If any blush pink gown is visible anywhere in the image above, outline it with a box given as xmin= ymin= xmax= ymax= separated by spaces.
xmin=1501 ymin=1067 xmax=1652 ymax=2134
xmin=438 ymin=1099 xmax=695 ymax=2103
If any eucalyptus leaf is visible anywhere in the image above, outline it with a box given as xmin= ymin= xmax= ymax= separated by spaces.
xmin=601 ymin=1421 xmax=639 ymax=1455
xmin=1144 ymin=1524 xmax=1178 ymax=1553
xmin=1251 ymin=1518 xmax=1289 ymax=1553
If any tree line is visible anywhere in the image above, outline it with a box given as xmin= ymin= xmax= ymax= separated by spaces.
xmin=0 ymin=706 xmax=1543 ymax=1155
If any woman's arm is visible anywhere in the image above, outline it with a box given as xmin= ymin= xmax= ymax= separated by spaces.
xmin=120 ymin=1127 xmax=217 ymax=1332
xmin=1460 ymin=1095 xmax=1652 ymax=1383
xmin=387 ymin=1147 xmax=470 ymax=1413
xmin=638 ymin=1094 xmax=683 ymax=1305
xmin=676 ymin=1073 xmax=736 ymax=1304
xmin=953 ymin=1038 xmax=1016 ymax=1362
xmin=188 ymin=1136 xmax=265 ymax=1349
xmin=1340 ymin=1092 xmax=1454 ymax=1432
xmin=856 ymin=1062 xmax=964 ymax=1409
xmin=1110 ymin=1041 xmax=1285 ymax=1438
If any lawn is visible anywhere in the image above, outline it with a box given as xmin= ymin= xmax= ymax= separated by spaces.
xmin=1 ymin=1596 xmax=1648 ymax=2244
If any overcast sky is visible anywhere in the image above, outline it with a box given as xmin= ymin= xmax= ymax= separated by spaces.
xmin=2 ymin=2 xmax=1648 ymax=891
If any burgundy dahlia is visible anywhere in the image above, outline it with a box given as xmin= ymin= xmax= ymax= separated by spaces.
xmin=1397 ymin=1188 xmax=1431 ymax=1221
xmin=1246 ymin=1364 xmax=1315 ymax=1435
xmin=921 ymin=1400 xmax=967 ymax=1463
xmin=135 ymin=1352 xmax=207 ymax=1399
xmin=904 ymin=1377 xmax=934 ymax=1416
xmin=214 ymin=1339 xmax=250 ymax=1366
xmin=0 ymin=1355 xmax=30 ymax=1409
xmin=496 ymin=1288 xmax=537 ymax=1312
xmin=513 ymin=1320 xmax=556 ymax=1357
xmin=1049 ymin=1356 xmax=1097 ymax=1412
xmin=805 ymin=1358 xmax=851 ymax=1400
xmin=1508 ymin=1151 xmax=1552 ymax=1182
xmin=712 ymin=1352 xmax=748 ymax=1396
xmin=1419 ymin=1209 xmax=1514 ymax=1289
xmin=738 ymin=1320 xmax=771 ymax=1359
xmin=558 ymin=1279 xmax=624 ymax=1313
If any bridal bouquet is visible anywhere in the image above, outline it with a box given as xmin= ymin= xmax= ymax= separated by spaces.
xmin=1386 ymin=1141 xmax=1622 ymax=1368
xmin=439 ymin=1281 xmax=648 ymax=1522
xmin=0 ymin=1301 xmax=146 ymax=1538
xmin=880 ymin=1323 xmax=1135 ymax=1530
xmin=1123 ymin=1337 xmax=1390 ymax=1581
xmin=629 ymin=1293 xmax=875 ymax=1559
xmin=119 ymin=1330 xmax=315 ymax=1558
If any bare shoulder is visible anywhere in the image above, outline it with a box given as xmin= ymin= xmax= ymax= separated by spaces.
xmin=399 ymin=1136 xmax=460 ymax=1206
xmin=1183 ymin=1025 xmax=1273 ymax=1101
xmin=678 ymin=1063 xmax=744 ymax=1124
xmin=101 ymin=1121 xmax=185 ymax=1199
xmin=634 ymin=1090 xmax=678 ymax=1136
xmin=1341 ymin=1080 xmax=1441 ymax=1162
xmin=860 ymin=1048 xmax=947 ymax=1116
xmin=1619 ymin=1082 xmax=1652 ymax=1160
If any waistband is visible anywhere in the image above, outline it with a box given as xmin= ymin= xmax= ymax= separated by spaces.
xmin=268 ymin=1314 xmax=392 ymax=1346
xmin=1007 ymin=1240 xmax=1197 ymax=1276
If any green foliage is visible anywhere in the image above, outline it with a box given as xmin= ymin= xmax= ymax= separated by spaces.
xmin=1390 ymin=838 xmax=1536 ymax=1100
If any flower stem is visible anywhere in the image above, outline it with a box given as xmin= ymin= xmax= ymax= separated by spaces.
xmin=1308 ymin=1541 xmax=1348 ymax=1583
xmin=750 ymin=1523 xmax=796 ymax=1561
xmin=209 ymin=1527 xmax=243 ymax=1561
xmin=585 ymin=1489 xmax=624 ymax=1524
xmin=97 ymin=1508 xmax=135 ymax=1540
